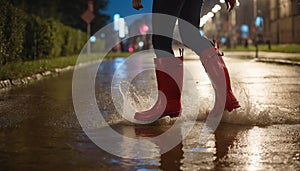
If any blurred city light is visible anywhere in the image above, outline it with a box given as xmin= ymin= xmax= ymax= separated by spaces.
xmin=200 ymin=3 xmax=223 ymax=28
xmin=221 ymin=37 xmax=227 ymax=44
xmin=119 ymin=18 xmax=126 ymax=38
xmin=207 ymin=12 xmax=214 ymax=18
xmin=100 ymin=33 xmax=106 ymax=39
xmin=241 ymin=24 xmax=249 ymax=39
xmin=200 ymin=15 xmax=209 ymax=28
xmin=128 ymin=47 xmax=134 ymax=53
xmin=90 ymin=36 xmax=96 ymax=42
xmin=113 ymin=13 xmax=120 ymax=31
xmin=199 ymin=30 xmax=205 ymax=36
xmin=241 ymin=25 xmax=249 ymax=32
xmin=138 ymin=41 xmax=144 ymax=48
xmin=236 ymin=0 xmax=240 ymax=7
xmin=255 ymin=16 xmax=264 ymax=28
xmin=212 ymin=4 xmax=222 ymax=13
xmin=139 ymin=24 xmax=149 ymax=34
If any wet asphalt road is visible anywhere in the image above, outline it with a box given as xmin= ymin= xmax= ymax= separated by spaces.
xmin=0 ymin=52 xmax=299 ymax=171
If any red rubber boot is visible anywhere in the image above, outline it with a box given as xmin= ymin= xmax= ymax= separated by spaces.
xmin=217 ymin=53 xmax=241 ymax=112
xmin=201 ymin=45 xmax=240 ymax=113
xmin=134 ymin=56 xmax=183 ymax=121
xmin=212 ymin=43 xmax=240 ymax=112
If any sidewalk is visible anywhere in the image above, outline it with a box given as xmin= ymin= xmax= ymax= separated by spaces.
xmin=223 ymin=51 xmax=300 ymax=66
xmin=174 ymin=45 xmax=300 ymax=66
xmin=177 ymin=48 xmax=300 ymax=66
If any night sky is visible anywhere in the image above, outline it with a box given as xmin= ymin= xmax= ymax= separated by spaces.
xmin=101 ymin=0 xmax=221 ymax=23
xmin=102 ymin=0 xmax=153 ymax=20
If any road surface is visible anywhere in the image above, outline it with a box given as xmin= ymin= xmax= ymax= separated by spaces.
xmin=0 ymin=51 xmax=299 ymax=170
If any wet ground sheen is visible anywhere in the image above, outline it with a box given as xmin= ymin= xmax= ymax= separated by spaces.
xmin=0 ymin=54 xmax=299 ymax=171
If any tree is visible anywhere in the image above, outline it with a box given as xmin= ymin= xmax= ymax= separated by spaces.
xmin=9 ymin=0 xmax=110 ymax=33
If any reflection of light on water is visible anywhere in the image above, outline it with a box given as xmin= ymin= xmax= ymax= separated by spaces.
xmin=245 ymin=67 xmax=272 ymax=104
xmin=245 ymin=127 xmax=264 ymax=170
xmin=239 ymin=62 xmax=271 ymax=103
xmin=113 ymin=58 xmax=128 ymax=80
xmin=119 ymin=129 xmax=160 ymax=159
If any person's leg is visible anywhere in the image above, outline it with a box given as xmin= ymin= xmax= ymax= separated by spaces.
xmin=178 ymin=0 xmax=212 ymax=53
xmin=178 ymin=0 xmax=240 ymax=113
xmin=179 ymin=0 xmax=203 ymax=28
xmin=135 ymin=0 xmax=186 ymax=121
xmin=152 ymin=0 xmax=185 ymax=57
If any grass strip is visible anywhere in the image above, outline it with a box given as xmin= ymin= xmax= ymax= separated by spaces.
xmin=223 ymin=44 xmax=300 ymax=53
xmin=0 ymin=52 xmax=132 ymax=80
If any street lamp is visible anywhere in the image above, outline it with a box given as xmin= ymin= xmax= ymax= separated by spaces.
xmin=253 ymin=0 xmax=259 ymax=58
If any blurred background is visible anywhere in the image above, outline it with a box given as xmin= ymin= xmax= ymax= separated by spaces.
xmin=0 ymin=1 xmax=300 ymax=171
xmin=1 ymin=0 xmax=299 ymax=62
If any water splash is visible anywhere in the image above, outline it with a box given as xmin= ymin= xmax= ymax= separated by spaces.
xmin=220 ymin=81 xmax=300 ymax=126
xmin=112 ymin=80 xmax=183 ymax=125
xmin=107 ymin=79 xmax=299 ymax=127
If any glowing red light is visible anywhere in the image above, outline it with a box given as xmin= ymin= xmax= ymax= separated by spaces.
xmin=139 ymin=24 xmax=149 ymax=34
xmin=128 ymin=47 xmax=134 ymax=53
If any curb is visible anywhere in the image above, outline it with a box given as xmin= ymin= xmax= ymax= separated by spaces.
xmin=0 ymin=60 xmax=100 ymax=90
xmin=223 ymin=52 xmax=300 ymax=66
xmin=254 ymin=58 xmax=300 ymax=66
xmin=0 ymin=65 xmax=74 ymax=90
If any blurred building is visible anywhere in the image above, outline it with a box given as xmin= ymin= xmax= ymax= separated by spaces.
xmin=209 ymin=0 xmax=300 ymax=45
xmin=270 ymin=0 xmax=300 ymax=43
xmin=238 ymin=0 xmax=300 ymax=44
